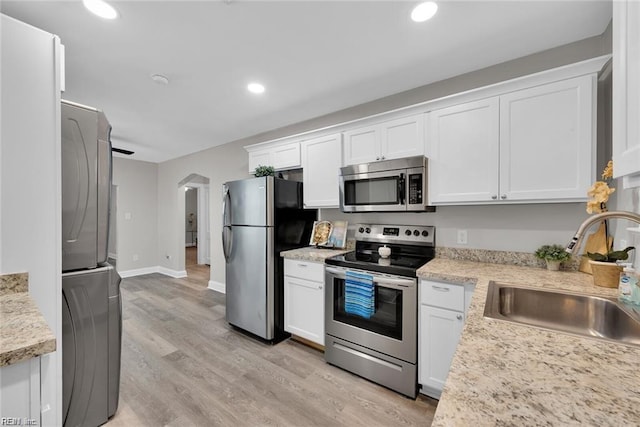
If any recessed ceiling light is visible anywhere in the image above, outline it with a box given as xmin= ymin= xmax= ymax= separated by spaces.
xmin=411 ymin=1 xmax=438 ymax=22
xmin=82 ymin=0 xmax=118 ymax=20
xmin=151 ymin=74 xmax=170 ymax=85
xmin=247 ymin=83 xmax=265 ymax=94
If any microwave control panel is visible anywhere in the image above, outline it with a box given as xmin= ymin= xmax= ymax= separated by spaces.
xmin=408 ymin=173 xmax=423 ymax=204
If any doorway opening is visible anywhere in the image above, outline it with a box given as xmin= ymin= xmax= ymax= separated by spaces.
xmin=179 ymin=174 xmax=210 ymax=286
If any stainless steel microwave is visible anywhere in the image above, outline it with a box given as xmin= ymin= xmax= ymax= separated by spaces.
xmin=339 ymin=156 xmax=434 ymax=212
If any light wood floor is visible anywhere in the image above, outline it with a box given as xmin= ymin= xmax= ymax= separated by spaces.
xmin=106 ymin=269 xmax=438 ymax=426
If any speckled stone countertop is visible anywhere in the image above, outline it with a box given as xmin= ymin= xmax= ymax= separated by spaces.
xmin=280 ymin=246 xmax=353 ymax=262
xmin=417 ymin=259 xmax=640 ymax=426
xmin=1 ymin=272 xmax=56 ymax=367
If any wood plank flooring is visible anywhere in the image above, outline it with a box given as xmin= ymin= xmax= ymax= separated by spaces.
xmin=106 ymin=270 xmax=438 ymax=426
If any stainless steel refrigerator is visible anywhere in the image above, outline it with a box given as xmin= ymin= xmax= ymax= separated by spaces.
xmin=222 ymin=176 xmax=317 ymax=341
xmin=61 ymin=100 xmax=122 ymax=427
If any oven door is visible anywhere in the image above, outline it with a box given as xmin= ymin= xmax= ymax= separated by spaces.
xmin=324 ymin=266 xmax=416 ymax=363
xmin=339 ymin=170 xmax=407 ymax=212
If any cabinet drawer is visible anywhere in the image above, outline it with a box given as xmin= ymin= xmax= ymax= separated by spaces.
xmin=284 ymin=258 xmax=324 ymax=282
xmin=420 ymin=280 xmax=464 ymax=311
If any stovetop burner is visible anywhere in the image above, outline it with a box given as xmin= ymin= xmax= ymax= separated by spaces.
xmin=325 ymin=224 xmax=435 ymax=277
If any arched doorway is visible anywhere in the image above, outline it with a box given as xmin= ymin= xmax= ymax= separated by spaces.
xmin=178 ymin=173 xmax=210 ymax=285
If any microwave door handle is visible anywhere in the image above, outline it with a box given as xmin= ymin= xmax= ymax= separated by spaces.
xmin=398 ymin=174 xmax=406 ymax=205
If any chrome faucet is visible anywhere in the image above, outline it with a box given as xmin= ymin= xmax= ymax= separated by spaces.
xmin=566 ymin=211 xmax=640 ymax=254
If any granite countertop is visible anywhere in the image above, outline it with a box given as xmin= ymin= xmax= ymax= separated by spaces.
xmin=417 ymin=258 xmax=640 ymax=426
xmin=1 ymin=272 xmax=56 ymax=367
xmin=280 ymin=246 xmax=353 ymax=262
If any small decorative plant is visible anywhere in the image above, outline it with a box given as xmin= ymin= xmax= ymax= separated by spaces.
xmin=535 ymin=244 xmax=572 ymax=262
xmin=254 ymin=165 xmax=275 ymax=177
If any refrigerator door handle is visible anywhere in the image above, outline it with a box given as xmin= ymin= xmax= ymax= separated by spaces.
xmin=222 ymin=225 xmax=232 ymax=262
xmin=222 ymin=185 xmax=231 ymax=226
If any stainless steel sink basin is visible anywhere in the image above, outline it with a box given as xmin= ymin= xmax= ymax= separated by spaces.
xmin=484 ymin=282 xmax=640 ymax=347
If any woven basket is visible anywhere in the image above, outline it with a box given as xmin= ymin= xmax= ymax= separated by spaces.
xmin=589 ymin=260 xmax=622 ymax=288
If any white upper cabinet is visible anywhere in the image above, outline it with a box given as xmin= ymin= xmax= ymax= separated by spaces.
xmin=613 ymin=0 xmax=640 ymax=184
xmin=301 ymin=133 xmax=342 ymax=208
xmin=343 ymin=114 xmax=424 ymax=165
xmin=429 ymin=98 xmax=500 ymax=204
xmin=499 ymin=75 xmax=595 ymax=201
xmin=246 ymin=141 xmax=301 ymax=173
xmin=429 ymin=75 xmax=596 ymax=205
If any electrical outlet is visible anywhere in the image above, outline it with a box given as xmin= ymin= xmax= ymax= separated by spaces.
xmin=166 ymin=254 xmax=172 ymax=260
xmin=457 ymin=229 xmax=468 ymax=245
xmin=133 ymin=254 xmax=139 ymax=261
xmin=124 ymin=212 xmax=132 ymax=220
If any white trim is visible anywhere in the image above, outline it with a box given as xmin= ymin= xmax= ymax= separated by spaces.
xmin=118 ymin=266 xmax=159 ymax=278
xmin=119 ymin=266 xmax=189 ymax=278
xmin=158 ymin=267 xmax=187 ymax=278
xmin=208 ymin=280 xmax=225 ymax=293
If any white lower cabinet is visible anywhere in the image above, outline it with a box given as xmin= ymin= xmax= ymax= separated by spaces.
xmin=418 ymin=279 xmax=474 ymax=399
xmin=284 ymin=259 xmax=325 ymax=346
xmin=0 ymin=358 xmax=41 ymax=425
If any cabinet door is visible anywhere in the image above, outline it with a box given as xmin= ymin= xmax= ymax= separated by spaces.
xmin=613 ymin=0 xmax=640 ymax=180
xmin=343 ymin=125 xmax=380 ymax=165
xmin=428 ymin=98 xmax=500 ymax=204
xmin=302 ymin=133 xmax=342 ymax=208
xmin=500 ymin=75 xmax=595 ymax=201
xmin=418 ymin=305 xmax=464 ymax=398
xmin=0 ymin=358 xmax=41 ymax=424
xmin=284 ymin=276 xmax=324 ymax=345
xmin=248 ymin=149 xmax=271 ymax=173
xmin=272 ymin=142 xmax=301 ymax=170
xmin=380 ymin=114 xmax=425 ymax=160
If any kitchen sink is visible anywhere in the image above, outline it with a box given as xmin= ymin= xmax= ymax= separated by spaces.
xmin=484 ymin=282 xmax=640 ymax=347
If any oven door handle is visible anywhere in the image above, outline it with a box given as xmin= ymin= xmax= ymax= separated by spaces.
xmin=325 ymin=267 xmax=415 ymax=289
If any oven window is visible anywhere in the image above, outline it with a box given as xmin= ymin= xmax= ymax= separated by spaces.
xmin=344 ymin=177 xmax=400 ymax=206
xmin=333 ymin=278 xmax=402 ymax=340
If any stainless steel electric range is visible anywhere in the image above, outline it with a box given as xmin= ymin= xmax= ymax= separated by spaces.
xmin=324 ymin=224 xmax=435 ymax=398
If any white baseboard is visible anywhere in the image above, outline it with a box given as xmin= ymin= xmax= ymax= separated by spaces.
xmin=119 ymin=266 xmax=187 ymax=279
xmin=208 ymin=280 xmax=225 ymax=293
xmin=158 ymin=267 xmax=187 ymax=278
xmin=118 ymin=266 xmax=159 ymax=278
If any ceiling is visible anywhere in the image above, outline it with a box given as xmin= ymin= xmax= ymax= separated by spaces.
xmin=1 ymin=1 xmax=611 ymax=163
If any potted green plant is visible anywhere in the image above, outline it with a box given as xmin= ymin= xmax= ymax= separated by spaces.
xmin=535 ymin=244 xmax=572 ymax=271
xmin=254 ymin=165 xmax=275 ymax=177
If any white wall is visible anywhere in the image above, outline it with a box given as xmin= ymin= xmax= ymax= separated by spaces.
xmin=112 ymin=157 xmax=159 ymax=274
xmin=0 ymin=14 xmax=62 ymax=426
xmin=320 ymin=204 xmax=590 ymax=253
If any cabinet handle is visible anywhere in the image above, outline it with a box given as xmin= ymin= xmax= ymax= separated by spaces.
xmin=456 ymin=314 xmax=463 ymax=320
xmin=381 ymin=156 xmax=385 ymax=160
xmin=298 ymin=263 xmax=308 ymax=268
xmin=319 ymin=286 xmax=323 ymax=290
xmin=432 ymin=285 xmax=450 ymax=292
xmin=501 ymin=195 xmax=507 ymax=199
xmin=376 ymin=157 xmax=380 ymax=161
xmin=491 ymin=195 xmax=497 ymax=200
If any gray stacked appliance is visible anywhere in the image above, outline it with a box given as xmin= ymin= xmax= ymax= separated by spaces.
xmin=61 ymin=100 xmax=122 ymax=426
xmin=222 ymin=176 xmax=317 ymax=341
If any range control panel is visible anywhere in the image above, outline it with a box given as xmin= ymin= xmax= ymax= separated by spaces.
xmin=355 ymin=224 xmax=435 ymax=246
